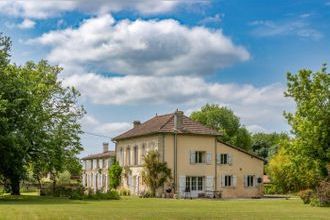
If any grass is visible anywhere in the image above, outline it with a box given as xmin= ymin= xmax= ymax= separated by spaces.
xmin=0 ymin=193 xmax=329 ymax=220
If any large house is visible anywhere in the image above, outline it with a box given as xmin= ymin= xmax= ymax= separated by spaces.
xmin=112 ymin=110 xmax=264 ymax=198
xmin=81 ymin=143 xmax=115 ymax=192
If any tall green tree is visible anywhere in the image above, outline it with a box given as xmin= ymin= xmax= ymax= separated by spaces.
xmin=0 ymin=34 xmax=85 ymax=195
xmin=109 ymin=161 xmax=122 ymax=190
xmin=251 ymin=132 xmax=289 ymax=159
xmin=268 ymin=64 xmax=329 ymax=192
xmin=142 ymin=150 xmax=172 ymax=197
xmin=190 ymin=104 xmax=252 ymax=150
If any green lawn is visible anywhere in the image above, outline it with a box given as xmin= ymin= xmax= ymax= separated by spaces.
xmin=0 ymin=194 xmax=328 ymax=220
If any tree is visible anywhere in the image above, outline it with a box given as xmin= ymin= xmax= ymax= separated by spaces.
xmin=109 ymin=161 xmax=122 ymax=190
xmin=190 ymin=104 xmax=252 ymax=150
xmin=142 ymin=150 xmax=172 ymax=197
xmin=0 ymin=34 xmax=85 ymax=195
xmin=268 ymin=64 xmax=329 ymax=192
xmin=251 ymin=132 xmax=289 ymax=159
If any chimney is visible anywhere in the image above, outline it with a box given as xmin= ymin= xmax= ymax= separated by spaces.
xmin=103 ymin=142 xmax=109 ymax=153
xmin=133 ymin=120 xmax=141 ymax=128
xmin=174 ymin=109 xmax=184 ymax=130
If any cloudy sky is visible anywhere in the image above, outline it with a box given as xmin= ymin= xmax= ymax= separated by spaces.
xmin=1 ymin=0 xmax=329 ymax=156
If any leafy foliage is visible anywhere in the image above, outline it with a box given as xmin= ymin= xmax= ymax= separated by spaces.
xmin=251 ymin=132 xmax=289 ymax=159
xmin=109 ymin=161 xmax=122 ymax=190
xmin=268 ymin=64 xmax=329 ymax=193
xmin=190 ymin=104 xmax=252 ymax=150
xmin=0 ymin=34 xmax=85 ymax=195
xmin=142 ymin=150 xmax=172 ymax=197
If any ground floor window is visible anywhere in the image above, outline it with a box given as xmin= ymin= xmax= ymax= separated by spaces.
xmin=224 ymin=175 xmax=232 ymax=187
xmin=186 ymin=176 xmax=204 ymax=191
xmin=247 ymin=175 xmax=254 ymax=187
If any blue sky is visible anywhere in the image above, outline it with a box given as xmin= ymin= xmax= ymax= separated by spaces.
xmin=1 ymin=0 xmax=329 ymax=156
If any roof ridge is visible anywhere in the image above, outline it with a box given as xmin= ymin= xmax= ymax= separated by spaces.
xmin=159 ymin=114 xmax=175 ymax=131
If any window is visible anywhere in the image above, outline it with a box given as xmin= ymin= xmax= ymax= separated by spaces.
xmin=134 ymin=146 xmax=138 ymax=165
xmin=191 ymin=151 xmax=206 ymax=164
xmin=247 ymin=175 xmax=254 ymax=187
xmin=220 ymin=154 xmax=228 ymax=164
xmin=224 ymin=175 xmax=232 ymax=187
xmin=140 ymin=144 xmax=146 ymax=164
xmin=120 ymin=148 xmax=124 ymax=166
xmin=185 ymin=176 xmax=204 ymax=191
xmin=198 ymin=177 xmax=203 ymax=190
xmin=126 ymin=148 xmax=131 ymax=166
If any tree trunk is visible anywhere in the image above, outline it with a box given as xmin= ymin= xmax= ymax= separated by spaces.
xmin=52 ymin=178 xmax=56 ymax=195
xmin=10 ymin=177 xmax=20 ymax=195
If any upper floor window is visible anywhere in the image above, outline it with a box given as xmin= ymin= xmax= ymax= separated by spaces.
xmin=120 ymin=148 xmax=123 ymax=166
xmin=93 ymin=159 xmax=97 ymax=169
xmin=190 ymin=151 xmax=211 ymax=164
xmin=133 ymin=146 xmax=138 ymax=166
xmin=126 ymin=148 xmax=131 ymax=166
xmin=140 ymin=144 xmax=146 ymax=164
xmin=217 ymin=153 xmax=232 ymax=165
xmin=98 ymin=159 xmax=103 ymax=168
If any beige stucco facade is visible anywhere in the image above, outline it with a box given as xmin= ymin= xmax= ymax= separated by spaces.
xmin=115 ymin=133 xmax=264 ymax=198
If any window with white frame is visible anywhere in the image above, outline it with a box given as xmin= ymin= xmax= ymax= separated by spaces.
xmin=221 ymin=154 xmax=228 ymax=164
xmin=191 ymin=151 xmax=206 ymax=164
xmin=126 ymin=147 xmax=131 ymax=166
xmin=93 ymin=159 xmax=97 ymax=169
xmin=185 ymin=176 xmax=204 ymax=191
xmin=98 ymin=159 xmax=103 ymax=168
xmin=120 ymin=148 xmax=124 ymax=166
xmin=140 ymin=144 xmax=146 ymax=165
xmin=133 ymin=146 xmax=138 ymax=165
xmin=224 ymin=175 xmax=232 ymax=187
xmin=246 ymin=175 xmax=254 ymax=187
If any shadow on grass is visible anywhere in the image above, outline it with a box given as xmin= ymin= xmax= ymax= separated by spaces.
xmin=0 ymin=195 xmax=86 ymax=205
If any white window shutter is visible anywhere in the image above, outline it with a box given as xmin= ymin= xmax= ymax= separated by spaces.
xmin=206 ymin=176 xmax=214 ymax=191
xmin=206 ymin=152 xmax=212 ymax=164
xmin=254 ymin=175 xmax=260 ymax=187
xmin=216 ymin=153 xmax=221 ymax=164
xmin=228 ymin=154 xmax=233 ymax=165
xmin=220 ymin=175 xmax=225 ymax=188
xmin=190 ymin=151 xmax=195 ymax=164
xmin=179 ymin=176 xmax=186 ymax=196
xmin=232 ymin=176 xmax=237 ymax=187
xmin=244 ymin=175 xmax=247 ymax=188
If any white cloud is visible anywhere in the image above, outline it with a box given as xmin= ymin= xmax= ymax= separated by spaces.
xmin=64 ymin=72 xmax=294 ymax=133
xmin=0 ymin=0 xmax=180 ymax=19
xmin=199 ymin=13 xmax=223 ymax=26
xmin=81 ymin=115 xmax=131 ymax=136
xmin=31 ymin=14 xmax=249 ymax=76
xmin=17 ymin=19 xmax=36 ymax=29
xmin=249 ymin=18 xmax=323 ymax=40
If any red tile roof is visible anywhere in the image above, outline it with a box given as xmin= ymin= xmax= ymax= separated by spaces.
xmin=112 ymin=113 xmax=221 ymax=141
xmin=81 ymin=151 xmax=115 ymax=160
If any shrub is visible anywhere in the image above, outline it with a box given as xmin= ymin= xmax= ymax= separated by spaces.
xmin=263 ymin=184 xmax=277 ymax=195
xmin=40 ymin=183 xmax=83 ymax=197
xmin=316 ymin=180 xmax=330 ymax=207
xmin=298 ymin=189 xmax=314 ymax=204
xmin=70 ymin=190 xmax=120 ymax=200
xmin=139 ymin=191 xmax=152 ymax=198
xmin=118 ymin=187 xmax=130 ymax=196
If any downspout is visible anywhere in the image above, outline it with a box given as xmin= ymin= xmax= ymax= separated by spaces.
xmin=214 ymin=137 xmax=217 ymax=191
xmin=174 ymin=132 xmax=177 ymax=193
